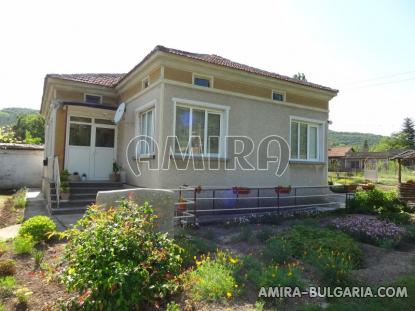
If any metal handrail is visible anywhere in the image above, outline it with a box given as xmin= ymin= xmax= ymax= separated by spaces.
xmin=53 ymin=156 xmax=60 ymax=208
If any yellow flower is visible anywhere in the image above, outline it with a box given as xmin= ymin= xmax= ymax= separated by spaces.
xmin=226 ymin=292 xmax=232 ymax=298
xmin=229 ymin=257 xmax=238 ymax=264
xmin=287 ymin=271 xmax=292 ymax=277
xmin=68 ymin=267 xmax=75 ymax=275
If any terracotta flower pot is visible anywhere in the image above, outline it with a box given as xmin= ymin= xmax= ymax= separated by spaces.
xmin=60 ymin=192 xmax=70 ymax=200
xmin=275 ymin=186 xmax=291 ymax=194
xmin=232 ymin=187 xmax=250 ymax=195
xmin=109 ymin=173 xmax=121 ymax=182
xmin=178 ymin=202 xmax=187 ymax=211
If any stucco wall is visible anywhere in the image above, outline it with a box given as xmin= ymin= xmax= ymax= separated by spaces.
xmin=155 ymin=83 xmax=328 ymax=188
xmin=0 ymin=148 xmax=44 ymax=189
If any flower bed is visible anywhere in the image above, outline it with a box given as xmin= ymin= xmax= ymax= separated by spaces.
xmin=331 ymin=215 xmax=406 ymax=245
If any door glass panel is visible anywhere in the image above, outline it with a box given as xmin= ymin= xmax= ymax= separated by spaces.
xmin=175 ymin=107 xmax=190 ymax=153
xmin=207 ymin=113 xmax=220 ymax=154
xmin=69 ymin=123 xmax=91 ymax=146
xmin=70 ymin=116 xmax=92 ymax=123
xmin=191 ymin=109 xmax=205 ymax=154
xmin=95 ymin=127 xmax=115 ymax=148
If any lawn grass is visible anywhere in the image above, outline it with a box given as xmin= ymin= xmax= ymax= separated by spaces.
xmin=322 ymin=274 xmax=415 ymax=311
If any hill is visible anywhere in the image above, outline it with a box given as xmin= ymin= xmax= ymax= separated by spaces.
xmin=328 ymin=130 xmax=385 ymax=150
xmin=0 ymin=107 xmax=39 ymax=127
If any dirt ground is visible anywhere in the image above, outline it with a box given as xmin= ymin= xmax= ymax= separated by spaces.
xmin=1 ymin=241 xmax=74 ymax=311
xmin=0 ymin=195 xmax=24 ymax=229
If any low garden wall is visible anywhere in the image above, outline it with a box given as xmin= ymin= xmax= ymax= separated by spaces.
xmin=0 ymin=143 xmax=44 ymax=190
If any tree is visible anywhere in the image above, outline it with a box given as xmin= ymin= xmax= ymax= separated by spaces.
xmin=401 ymin=117 xmax=415 ymax=148
xmin=13 ymin=114 xmax=44 ymax=144
xmin=293 ymin=72 xmax=307 ymax=81
xmin=363 ymin=139 xmax=369 ymax=152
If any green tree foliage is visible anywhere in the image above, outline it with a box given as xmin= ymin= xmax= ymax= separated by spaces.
xmin=329 ymin=130 xmax=384 ymax=150
xmin=401 ymin=117 xmax=415 ymax=148
xmin=0 ymin=108 xmax=38 ymax=127
xmin=13 ymin=114 xmax=44 ymax=144
xmin=293 ymin=72 xmax=307 ymax=81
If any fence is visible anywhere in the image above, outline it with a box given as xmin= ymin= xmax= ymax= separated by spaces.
xmin=174 ymin=185 xmax=349 ymax=225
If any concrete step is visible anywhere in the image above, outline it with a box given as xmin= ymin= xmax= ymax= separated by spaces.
xmin=52 ymin=199 xmax=94 ymax=209
xmin=51 ymin=193 xmax=97 ymax=201
xmin=50 ymin=206 xmax=87 ymax=215
xmin=51 ymin=186 xmax=123 ymax=194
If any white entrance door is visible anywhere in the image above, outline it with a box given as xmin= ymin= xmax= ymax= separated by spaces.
xmin=66 ymin=116 xmax=116 ymax=180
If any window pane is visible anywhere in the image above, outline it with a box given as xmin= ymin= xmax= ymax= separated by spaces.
xmin=309 ymin=126 xmax=318 ymax=159
xmin=85 ymin=95 xmax=101 ymax=104
xmin=299 ymin=123 xmax=308 ymax=159
xmin=95 ymin=127 xmax=115 ymax=148
xmin=290 ymin=122 xmax=298 ymax=159
xmin=69 ymin=124 xmax=91 ymax=146
xmin=191 ymin=109 xmax=205 ymax=154
xmin=272 ymin=92 xmax=284 ymax=101
xmin=146 ymin=110 xmax=153 ymax=154
xmin=70 ymin=116 xmax=91 ymax=123
xmin=175 ymin=107 xmax=190 ymax=153
xmin=207 ymin=113 xmax=220 ymax=154
xmin=194 ymin=77 xmax=210 ymax=87
xmin=95 ymin=118 xmax=114 ymax=125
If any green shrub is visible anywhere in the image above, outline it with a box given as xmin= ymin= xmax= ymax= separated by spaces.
xmin=15 ymin=287 xmax=32 ymax=305
xmin=175 ymin=234 xmax=216 ymax=268
xmin=379 ymin=211 xmax=412 ymax=225
xmin=348 ymin=189 xmax=408 ymax=215
xmin=19 ymin=215 xmax=56 ymax=242
xmin=262 ymin=237 xmax=293 ymax=264
xmin=0 ymin=259 xmax=16 ymax=276
xmin=306 ymin=248 xmax=354 ymax=286
xmin=166 ymin=302 xmax=181 ymax=311
xmin=13 ymin=188 xmax=27 ymax=209
xmin=62 ymin=201 xmax=182 ymax=310
xmin=0 ymin=303 xmax=4 ymax=311
xmin=0 ymin=241 xmax=7 ymax=256
xmin=0 ymin=276 xmax=16 ymax=298
xmin=33 ymin=250 xmax=44 ymax=270
xmin=255 ymin=227 xmax=273 ymax=241
xmin=278 ymin=225 xmax=362 ymax=267
xmin=254 ymin=264 xmax=304 ymax=290
xmin=13 ymin=235 xmax=35 ymax=255
xmin=235 ymin=255 xmax=263 ymax=284
xmin=186 ymin=252 xmax=238 ymax=302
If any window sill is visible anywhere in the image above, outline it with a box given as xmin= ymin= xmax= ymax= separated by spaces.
xmin=289 ymin=160 xmax=326 ymax=165
xmin=133 ymin=155 xmax=156 ymax=161
xmin=170 ymin=154 xmax=228 ymax=161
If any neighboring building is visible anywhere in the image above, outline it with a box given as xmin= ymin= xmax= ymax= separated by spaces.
xmin=328 ymin=146 xmax=403 ymax=172
xmin=40 ymin=45 xmax=338 ymax=191
xmin=328 ymin=146 xmax=355 ymax=171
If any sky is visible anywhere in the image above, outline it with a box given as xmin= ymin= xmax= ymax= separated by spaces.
xmin=0 ymin=0 xmax=414 ymax=136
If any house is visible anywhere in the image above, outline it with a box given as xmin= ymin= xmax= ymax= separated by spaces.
xmin=40 ymin=45 xmax=338 ymax=195
xmin=328 ymin=146 xmax=355 ymax=171
xmin=328 ymin=146 xmax=403 ymax=172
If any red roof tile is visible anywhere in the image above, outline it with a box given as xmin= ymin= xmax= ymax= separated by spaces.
xmin=47 ymin=73 xmax=125 ymax=87
xmin=47 ymin=46 xmax=338 ymax=93
xmin=328 ymin=146 xmax=354 ymax=157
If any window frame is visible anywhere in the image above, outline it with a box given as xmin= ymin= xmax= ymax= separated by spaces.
xmin=271 ymin=90 xmax=286 ymax=102
xmin=142 ymin=76 xmax=150 ymax=89
xmin=192 ymin=73 xmax=213 ymax=88
xmin=84 ymin=94 xmax=103 ymax=104
xmin=289 ymin=116 xmax=324 ymax=162
xmin=135 ymin=100 xmax=157 ymax=158
xmin=172 ymin=98 xmax=230 ymax=158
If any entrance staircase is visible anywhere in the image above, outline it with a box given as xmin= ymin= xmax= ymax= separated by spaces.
xmin=49 ymin=181 xmax=124 ymax=215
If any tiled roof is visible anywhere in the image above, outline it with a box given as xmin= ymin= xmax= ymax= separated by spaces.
xmin=328 ymin=146 xmax=354 ymax=157
xmin=47 ymin=45 xmax=338 ymax=93
xmin=155 ymin=46 xmax=338 ymax=93
xmin=47 ymin=73 xmax=125 ymax=87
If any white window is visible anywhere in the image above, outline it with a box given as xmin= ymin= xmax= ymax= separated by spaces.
xmin=272 ymin=91 xmax=285 ymax=102
xmin=290 ymin=119 xmax=322 ymax=161
xmin=138 ymin=108 xmax=155 ymax=155
xmin=84 ymin=94 xmax=102 ymax=104
xmin=175 ymin=105 xmax=222 ymax=156
xmin=142 ymin=77 xmax=150 ymax=89
xmin=193 ymin=74 xmax=212 ymax=88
